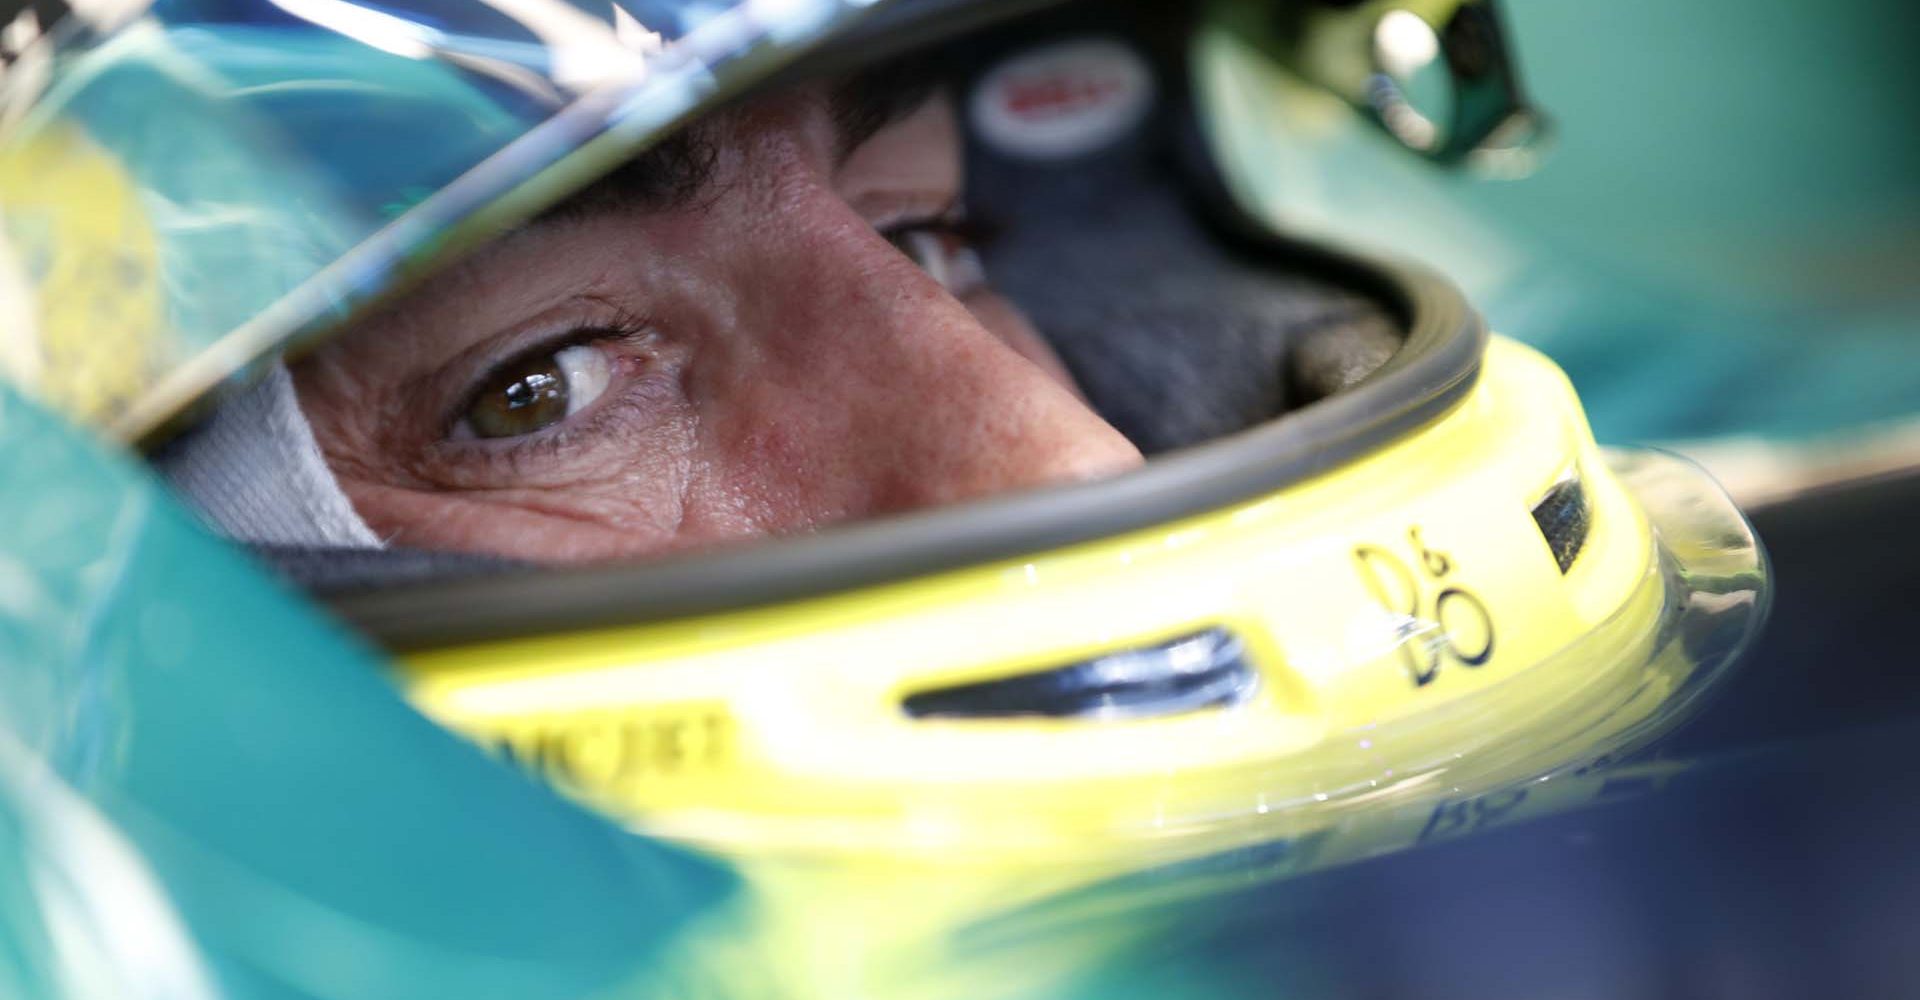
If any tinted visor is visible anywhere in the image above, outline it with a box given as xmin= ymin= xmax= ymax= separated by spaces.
xmin=0 ymin=0 xmax=1531 ymax=442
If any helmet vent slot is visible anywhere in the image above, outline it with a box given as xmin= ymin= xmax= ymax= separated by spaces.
xmin=1531 ymin=472 xmax=1592 ymax=574
xmin=901 ymin=627 xmax=1256 ymax=721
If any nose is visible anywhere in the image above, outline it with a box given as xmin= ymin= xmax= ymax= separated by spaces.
xmin=715 ymin=192 xmax=1144 ymax=525
xmin=847 ymin=286 xmax=1148 ymax=514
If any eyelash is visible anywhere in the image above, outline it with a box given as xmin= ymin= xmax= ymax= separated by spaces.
xmin=442 ymin=308 xmax=655 ymax=446
xmin=880 ymin=212 xmax=997 ymax=254
xmin=887 ymin=217 xmax=994 ymax=302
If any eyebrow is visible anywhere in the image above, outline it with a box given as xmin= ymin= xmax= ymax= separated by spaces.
xmin=536 ymin=58 xmax=948 ymax=223
xmin=829 ymin=57 xmax=947 ymax=161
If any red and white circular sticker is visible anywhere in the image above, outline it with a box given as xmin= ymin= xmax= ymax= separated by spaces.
xmin=969 ymin=39 xmax=1155 ymax=161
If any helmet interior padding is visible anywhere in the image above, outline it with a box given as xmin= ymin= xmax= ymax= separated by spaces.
xmin=958 ymin=8 xmax=1402 ymax=455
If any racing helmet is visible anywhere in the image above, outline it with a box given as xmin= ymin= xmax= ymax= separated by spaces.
xmin=0 ymin=0 xmax=1767 ymax=865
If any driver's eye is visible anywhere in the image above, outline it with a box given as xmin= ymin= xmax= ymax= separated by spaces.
xmin=884 ymin=219 xmax=986 ymax=296
xmin=460 ymin=342 xmax=613 ymax=439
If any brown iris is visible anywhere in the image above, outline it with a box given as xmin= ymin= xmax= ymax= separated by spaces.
xmin=466 ymin=355 xmax=570 ymax=439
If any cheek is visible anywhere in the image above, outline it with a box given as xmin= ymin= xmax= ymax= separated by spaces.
xmin=331 ymin=434 xmax=796 ymax=563
xmin=321 ymin=413 xmax=708 ymax=563
xmin=292 ymin=351 xmax=423 ymax=486
xmin=335 ymin=476 xmax=680 ymax=562
xmin=687 ymin=409 xmax=858 ymax=534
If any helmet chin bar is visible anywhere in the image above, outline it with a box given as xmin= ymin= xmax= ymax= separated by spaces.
xmin=388 ymin=335 xmax=1766 ymax=865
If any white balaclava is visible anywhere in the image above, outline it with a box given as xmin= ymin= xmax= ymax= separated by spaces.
xmin=152 ymin=360 xmax=384 ymax=550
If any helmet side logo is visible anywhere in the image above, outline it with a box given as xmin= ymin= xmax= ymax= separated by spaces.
xmin=969 ymin=39 xmax=1154 ymax=162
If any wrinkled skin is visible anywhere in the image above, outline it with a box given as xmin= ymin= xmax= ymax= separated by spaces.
xmin=293 ymin=84 xmax=1143 ymax=562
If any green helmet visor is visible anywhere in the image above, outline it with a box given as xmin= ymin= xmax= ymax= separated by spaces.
xmin=0 ymin=0 xmax=902 ymax=438
xmin=0 ymin=0 xmax=1534 ymax=442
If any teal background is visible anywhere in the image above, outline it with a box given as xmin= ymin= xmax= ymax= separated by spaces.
xmin=1215 ymin=0 xmax=1920 ymax=442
